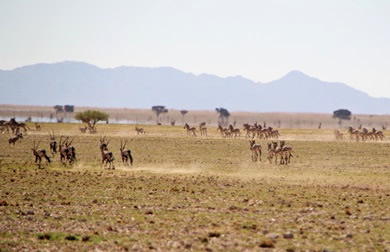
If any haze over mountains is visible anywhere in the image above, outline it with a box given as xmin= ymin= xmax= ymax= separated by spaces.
xmin=1 ymin=61 xmax=389 ymax=114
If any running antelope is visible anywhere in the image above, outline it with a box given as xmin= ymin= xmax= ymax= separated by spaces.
xmin=8 ymin=133 xmax=23 ymax=145
xmin=184 ymin=123 xmax=197 ymax=137
xmin=348 ymin=127 xmax=360 ymax=141
xmin=249 ymin=140 xmax=262 ymax=162
xmin=372 ymin=128 xmax=385 ymax=141
xmin=31 ymin=140 xmax=51 ymax=168
xmin=48 ymin=130 xmax=57 ymax=156
xmin=120 ymin=140 xmax=133 ymax=166
xmin=100 ymin=136 xmax=115 ymax=169
xmin=135 ymin=126 xmax=146 ymax=135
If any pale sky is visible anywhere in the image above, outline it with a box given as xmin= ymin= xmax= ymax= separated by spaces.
xmin=1 ymin=0 xmax=390 ymax=97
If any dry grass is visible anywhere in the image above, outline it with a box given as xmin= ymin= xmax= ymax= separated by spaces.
xmin=0 ymin=123 xmax=390 ymax=251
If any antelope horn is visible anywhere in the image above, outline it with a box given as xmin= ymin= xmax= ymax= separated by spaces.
xmin=106 ymin=139 xmax=110 ymax=146
xmin=47 ymin=130 xmax=52 ymax=138
xmin=123 ymin=140 xmax=127 ymax=148
xmin=59 ymin=136 xmax=63 ymax=146
xmin=36 ymin=140 xmax=41 ymax=148
xmin=68 ymin=137 xmax=74 ymax=145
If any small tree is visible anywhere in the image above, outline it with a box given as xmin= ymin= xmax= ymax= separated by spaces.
xmin=333 ymin=109 xmax=351 ymax=127
xmin=54 ymin=105 xmax=64 ymax=113
xmin=75 ymin=110 xmax=109 ymax=133
xmin=333 ymin=109 xmax=351 ymax=120
xmin=152 ymin=106 xmax=168 ymax=123
xmin=215 ymin=107 xmax=230 ymax=126
xmin=64 ymin=105 xmax=75 ymax=113
xmin=180 ymin=110 xmax=188 ymax=124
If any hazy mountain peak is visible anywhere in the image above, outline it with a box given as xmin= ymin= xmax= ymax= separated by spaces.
xmin=1 ymin=62 xmax=389 ymax=114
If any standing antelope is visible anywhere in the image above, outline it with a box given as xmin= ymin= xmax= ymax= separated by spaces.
xmin=79 ymin=126 xmax=88 ymax=133
xmin=35 ymin=123 xmax=41 ymax=131
xmin=100 ymin=136 xmax=115 ymax=169
xmin=279 ymin=141 xmax=293 ymax=164
xmin=267 ymin=142 xmax=276 ymax=164
xmin=48 ymin=130 xmax=57 ymax=156
xmin=8 ymin=133 xmax=23 ymax=145
xmin=184 ymin=123 xmax=197 ymax=137
xmin=120 ymin=140 xmax=133 ymax=166
xmin=58 ymin=136 xmax=72 ymax=165
xmin=65 ymin=137 xmax=77 ymax=163
xmin=199 ymin=122 xmax=207 ymax=137
xmin=229 ymin=125 xmax=241 ymax=138
xmin=31 ymin=140 xmax=51 ymax=167
xmin=249 ymin=140 xmax=262 ymax=162
xmin=135 ymin=126 xmax=145 ymax=135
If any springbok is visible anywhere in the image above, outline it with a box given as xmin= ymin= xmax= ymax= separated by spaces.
xmin=8 ymin=133 xmax=23 ymax=145
xmin=31 ymin=140 xmax=51 ymax=167
xmin=120 ymin=140 xmax=133 ymax=166
xmin=135 ymin=126 xmax=146 ymax=135
xmin=48 ymin=130 xmax=57 ymax=156
xmin=184 ymin=123 xmax=197 ymax=137
xmin=100 ymin=136 xmax=115 ymax=169
xmin=249 ymin=140 xmax=262 ymax=162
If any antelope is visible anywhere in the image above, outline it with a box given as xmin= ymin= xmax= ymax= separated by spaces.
xmin=100 ymin=136 xmax=115 ymax=169
xmin=35 ymin=123 xmax=41 ymax=131
xmin=279 ymin=141 xmax=293 ymax=164
xmin=372 ymin=128 xmax=385 ymax=141
xmin=184 ymin=123 xmax=197 ymax=137
xmin=8 ymin=133 xmax=23 ymax=145
xmin=79 ymin=126 xmax=88 ymax=133
xmin=31 ymin=140 xmax=51 ymax=168
xmin=243 ymin=124 xmax=256 ymax=138
xmin=348 ymin=127 xmax=360 ymax=141
xmin=171 ymin=120 xmax=176 ymax=126
xmin=217 ymin=125 xmax=230 ymax=138
xmin=65 ymin=137 xmax=77 ymax=162
xmin=334 ymin=129 xmax=344 ymax=140
xmin=272 ymin=141 xmax=285 ymax=165
xmin=199 ymin=122 xmax=207 ymax=137
xmin=135 ymin=126 xmax=145 ymax=135
xmin=267 ymin=142 xmax=276 ymax=164
xmin=58 ymin=136 xmax=72 ymax=165
xmin=48 ymin=130 xmax=57 ymax=156
xmin=120 ymin=140 xmax=133 ymax=166
xmin=229 ymin=125 xmax=241 ymax=138
xmin=249 ymin=140 xmax=262 ymax=162
xmin=318 ymin=122 xmax=322 ymax=129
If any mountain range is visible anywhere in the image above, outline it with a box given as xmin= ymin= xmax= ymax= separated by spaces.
xmin=1 ymin=61 xmax=389 ymax=114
